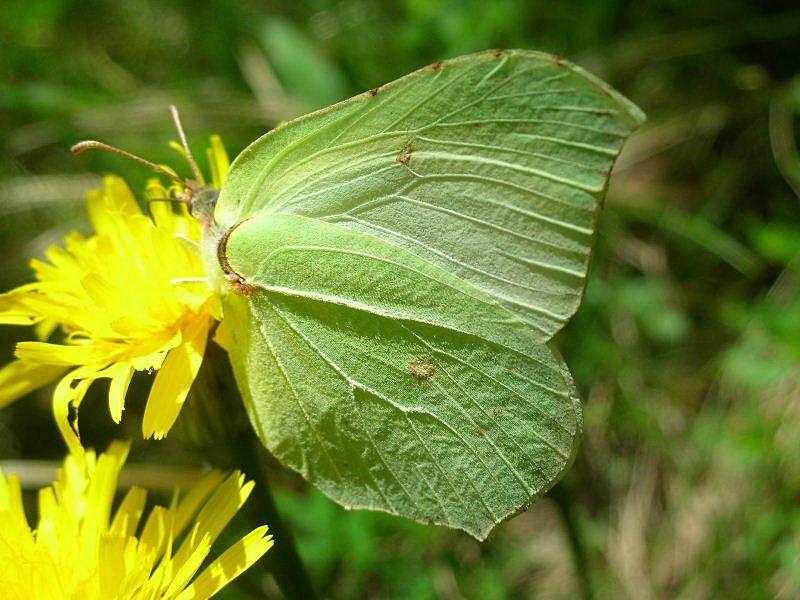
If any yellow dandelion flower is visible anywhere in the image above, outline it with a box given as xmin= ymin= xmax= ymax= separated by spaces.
xmin=0 ymin=441 xmax=273 ymax=599
xmin=0 ymin=137 xmax=231 ymax=453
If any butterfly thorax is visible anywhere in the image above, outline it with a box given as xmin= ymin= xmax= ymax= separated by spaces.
xmin=189 ymin=187 xmax=227 ymax=295
xmin=193 ymin=190 xmax=255 ymax=297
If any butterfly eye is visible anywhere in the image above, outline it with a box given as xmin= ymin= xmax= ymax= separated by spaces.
xmin=177 ymin=188 xmax=194 ymax=203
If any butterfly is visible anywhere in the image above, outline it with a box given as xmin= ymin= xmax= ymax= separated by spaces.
xmin=73 ymin=49 xmax=643 ymax=539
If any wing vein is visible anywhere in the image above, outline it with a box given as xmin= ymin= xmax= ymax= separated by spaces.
xmin=400 ymin=324 xmax=538 ymax=494
xmin=255 ymin=313 xmax=347 ymax=483
xmin=266 ymin=300 xmax=426 ymax=512
xmin=415 ymin=134 xmax=604 ymax=171
xmin=430 ymin=118 xmax=627 ymax=137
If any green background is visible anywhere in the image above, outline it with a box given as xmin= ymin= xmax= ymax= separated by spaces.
xmin=1 ymin=1 xmax=799 ymax=598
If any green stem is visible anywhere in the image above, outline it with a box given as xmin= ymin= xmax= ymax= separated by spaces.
xmin=234 ymin=432 xmax=319 ymax=600
xmin=176 ymin=343 xmax=317 ymax=600
xmin=551 ymin=481 xmax=595 ymax=600
xmin=180 ymin=341 xmax=318 ymax=599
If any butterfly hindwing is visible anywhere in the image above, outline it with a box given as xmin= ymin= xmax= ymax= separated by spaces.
xmin=216 ymin=49 xmax=644 ymax=340
xmin=220 ymin=214 xmax=580 ymax=539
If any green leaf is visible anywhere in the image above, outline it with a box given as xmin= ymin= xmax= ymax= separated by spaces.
xmin=221 ymin=214 xmax=580 ymax=539
xmin=211 ymin=49 xmax=643 ymax=537
xmin=257 ymin=16 xmax=349 ymax=110
xmin=614 ymin=201 xmax=763 ymax=276
xmin=216 ymin=49 xmax=644 ymax=339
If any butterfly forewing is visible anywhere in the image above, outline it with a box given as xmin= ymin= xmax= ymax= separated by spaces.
xmin=216 ymin=49 xmax=644 ymax=340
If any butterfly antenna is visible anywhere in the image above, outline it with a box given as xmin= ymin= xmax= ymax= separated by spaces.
xmin=70 ymin=141 xmax=188 ymax=187
xmin=169 ymin=105 xmax=204 ymax=185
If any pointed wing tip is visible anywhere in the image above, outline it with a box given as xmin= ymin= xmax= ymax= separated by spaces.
xmin=489 ymin=47 xmax=647 ymax=130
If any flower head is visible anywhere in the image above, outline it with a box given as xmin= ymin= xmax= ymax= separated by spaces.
xmin=0 ymin=137 xmax=230 ymax=453
xmin=0 ymin=441 xmax=273 ymax=599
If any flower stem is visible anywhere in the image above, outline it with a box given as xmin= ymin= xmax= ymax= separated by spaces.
xmin=179 ymin=341 xmax=317 ymax=598
xmin=234 ymin=431 xmax=319 ymax=600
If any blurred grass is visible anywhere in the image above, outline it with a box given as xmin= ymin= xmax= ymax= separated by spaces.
xmin=1 ymin=0 xmax=799 ymax=598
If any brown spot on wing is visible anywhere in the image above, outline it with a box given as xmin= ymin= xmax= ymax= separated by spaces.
xmin=427 ymin=60 xmax=443 ymax=71
xmin=229 ymin=276 xmax=257 ymax=296
xmin=397 ymin=143 xmax=413 ymax=167
xmin=367 ymin=87 xmax=380 ymax=97
xmin=409 ymin=358 xmax=436 ymax=380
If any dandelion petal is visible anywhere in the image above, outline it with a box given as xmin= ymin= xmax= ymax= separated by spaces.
xmin=108 ymin=363 xmax=134 ymax=423
xmin=142 ymin=315 xmax=209 ymax=439
xmin=0 ymin=360 xmax=66 ymax=408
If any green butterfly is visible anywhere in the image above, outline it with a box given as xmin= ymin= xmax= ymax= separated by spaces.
xmin=80 ymin=49 xmax=644 ymax=539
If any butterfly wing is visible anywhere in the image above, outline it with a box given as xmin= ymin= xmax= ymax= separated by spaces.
xmin=213 ymin=50 xmax=643 ymax=537
xmin=215 ymin=49 xmax=644 ymax=339
xmin=220 ymin=214 xmax=581 ymax=539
